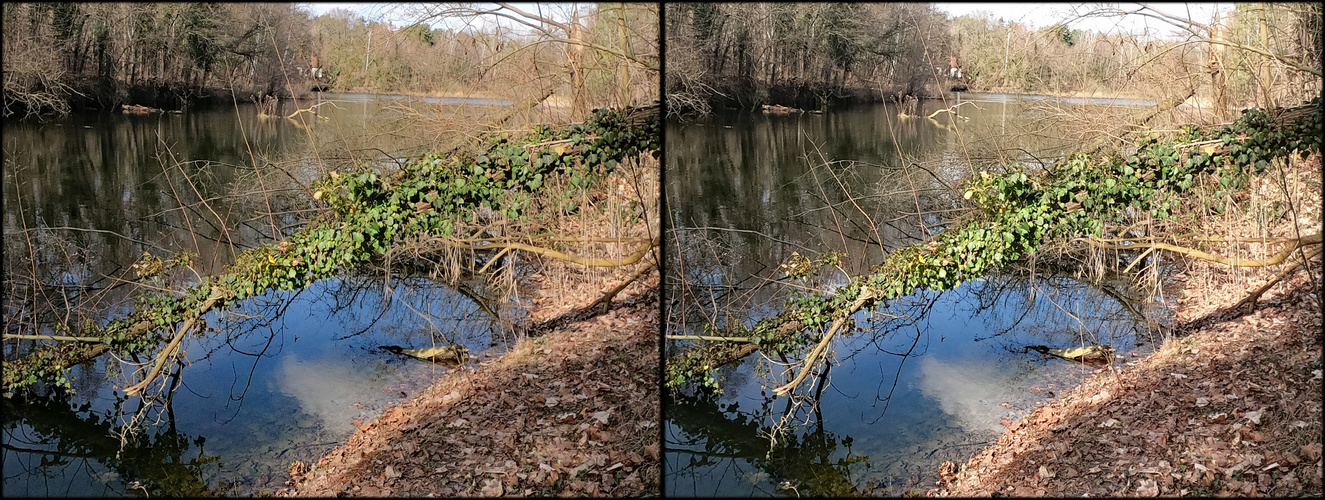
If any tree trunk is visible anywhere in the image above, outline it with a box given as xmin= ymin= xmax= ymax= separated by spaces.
xmin=1258 ymin=3 xmax=1276 ymax=108
xmin=568 ymin=11 xmax=589 ymax=118
xmin=1209 ymin=12 xmax=1229 ymax=121
xmin=616 ymin=3 xmax=631 ymax=108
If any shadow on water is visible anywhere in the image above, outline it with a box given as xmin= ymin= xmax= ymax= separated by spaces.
xmin=664 ymin=96 xmax=1166 ymax=497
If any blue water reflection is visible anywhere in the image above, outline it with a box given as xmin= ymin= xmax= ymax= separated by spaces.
xmin=3 ymin=276 xmax=512 ymax=496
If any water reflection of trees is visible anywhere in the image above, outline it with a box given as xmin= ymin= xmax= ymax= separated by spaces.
xmin=666 ymin=388 xmax=863 ymax=497
xmin=2 ymin=389 xmax=218 ymax=497
xmin=666 ymin=269 xmax=1158 ymax=496
xmin=664 ymin=99 xmax=1171 ymax=496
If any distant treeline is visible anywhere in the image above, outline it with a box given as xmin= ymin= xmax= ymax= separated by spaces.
xmin=665 ymin=2 xmax=1321 ymax=116
xmin=950 ymin=3 xmax=1320 ymax=108
xmin=2 ymin=3 xmax=312 ymax=117
xmin=3 ymin=3 xmax=659 ymax=120
xmin=666 ymin=3 xmax=952 ymax=113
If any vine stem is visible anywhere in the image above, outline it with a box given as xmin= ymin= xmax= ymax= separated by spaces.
xmin=2 ymin=334 xmax=107 ymax=343
xmin=773 ymin=288 xmax=875 ymax=397
xmin=123 ymin=288 xmax=226 ymax=397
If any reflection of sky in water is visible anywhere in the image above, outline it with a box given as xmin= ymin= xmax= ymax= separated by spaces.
xmin=917 ymin=356 xmax=1023 ymax=435
xmin=274 ymin=352 xmax=375 ymax=433
xmin=3 ymin=92 xmax=519 ymax=497
xmin=666 ymin=278 xmax=1153 ymax=497
xmin=663 ymin=94 xmax=1163 ymax=496
xmin=2 ymin=277 xmax=504 ymax=496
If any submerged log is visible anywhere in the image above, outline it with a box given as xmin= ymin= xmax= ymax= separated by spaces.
xmin=1025 ymin=344 xmax=1115 ymax=365
xmin=379 ymin=344 xmax=469 ymax=364
xmin=761 ymin=104 xmax=803 ymax=115
xmin=121 ymin=104 xmax=163 ymax=114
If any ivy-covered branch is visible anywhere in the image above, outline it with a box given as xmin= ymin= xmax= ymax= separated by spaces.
xmin=4 ymin=104 xmax=660 ymax=397
xmin=667 ymin=97 xmax=1321 ymax=392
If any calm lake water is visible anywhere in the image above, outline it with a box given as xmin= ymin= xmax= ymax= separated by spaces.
xmin=2 ymin=94 xmax=522 ymax=496
xmin=664 ymin=94 xmax=1166 ymax=496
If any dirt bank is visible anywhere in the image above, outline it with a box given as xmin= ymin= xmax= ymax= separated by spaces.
xmin=278 ymin=263 xmax=660 ymax=497
xmin=932 ymin=261 xmax=1322 ymax=496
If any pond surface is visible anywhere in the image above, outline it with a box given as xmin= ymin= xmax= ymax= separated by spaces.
xmin=664 ymin=96 xmax=1167 ymax=496
xmin=2 ymin=94 xmax=521 ymax=496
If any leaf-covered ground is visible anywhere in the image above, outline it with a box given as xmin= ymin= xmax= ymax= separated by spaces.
xmin=278 ymin=263 xmax=659 ymax=497
xmin=932 ymin=217 xmax=1323 ymax=495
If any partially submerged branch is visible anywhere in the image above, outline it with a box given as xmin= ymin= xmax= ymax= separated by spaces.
xmin=772 ymin=290 xmax=875 ymax=396
xmin=123 ymin=288 xmax=226 ymax=396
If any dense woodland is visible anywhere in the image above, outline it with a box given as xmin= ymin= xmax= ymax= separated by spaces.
xmin=2 ymin=3 xmax=658 ymax=120
xmin=666 ymin=3 xmax=952 ymax=112
xmin=2 ymin=3 xmax=311 ymax=116
xmin=665 ymin=2 xmax=1322 ymax=115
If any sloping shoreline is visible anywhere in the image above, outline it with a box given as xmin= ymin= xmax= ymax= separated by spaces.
xmin=932 ymin=265 xmax=1322 ymax=496
xmin=278 ymin=266 xmax=660 ymax=497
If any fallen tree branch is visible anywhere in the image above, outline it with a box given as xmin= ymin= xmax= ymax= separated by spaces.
xmin=421 ymin=235 xmax=658 ymax=267
xmin=286 ymin=100 xmax=336 ymax=120
xmin=926 ymin=101 xmax=974 ymax=120
xmin=1086 ymin=87 xmax=1195 ymax=155
xmin=492 ymin=88 xmax=555 ymax=128
xmin=1076 ymin=233 xmax=1322 ymax=268
xmin=2 ymin=334 xmax=108 ymax=343
xmin=773 ymin=288 xmax=875 ymax=396
xmin=123 ymin=288 xmax=226 ymax=397
xmin=664 ymin=335 xmax=754 ymax=343
xmin=587 ymin=259 xmax=657 ymax=313
xmin=1229 ymin=246 xmax=1322 ymax=312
